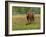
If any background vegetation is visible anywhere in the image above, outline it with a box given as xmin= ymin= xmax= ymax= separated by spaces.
xmin=12 ymin=6 xmax=40 ymax=15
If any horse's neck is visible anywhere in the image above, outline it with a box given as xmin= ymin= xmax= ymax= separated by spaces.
xmin=28 ymin=12 xmax=32 ymax=14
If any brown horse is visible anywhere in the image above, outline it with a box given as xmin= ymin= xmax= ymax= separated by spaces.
xmin=26 ymin=12 xmax=34 ymax=25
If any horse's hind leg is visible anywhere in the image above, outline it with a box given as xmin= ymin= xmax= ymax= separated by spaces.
xmin=32 ymin=15 xmax=34 ymax=21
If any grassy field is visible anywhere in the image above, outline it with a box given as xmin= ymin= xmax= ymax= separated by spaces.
xmin=12 ymin=14 xmax=40 ymax=31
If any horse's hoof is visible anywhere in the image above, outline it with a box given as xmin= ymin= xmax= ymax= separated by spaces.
xmin=26 ymin=24 xmax=28 ymax=25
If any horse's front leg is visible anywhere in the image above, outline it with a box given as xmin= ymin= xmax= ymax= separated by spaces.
xmin=26 ymin=16 xmax=30 ymax=25
xmin=30 ymin=18 xmax=32 ymax=24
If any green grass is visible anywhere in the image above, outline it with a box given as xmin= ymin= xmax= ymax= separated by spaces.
xmin=12 ymin=14 xmax=40 ymax=31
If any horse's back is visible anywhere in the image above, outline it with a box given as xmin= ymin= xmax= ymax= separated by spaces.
xmin=27 ymin=12 xmax=33 ymax=17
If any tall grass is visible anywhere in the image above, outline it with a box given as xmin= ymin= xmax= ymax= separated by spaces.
xmin=12 ymin=14 xmax=40 ymax=31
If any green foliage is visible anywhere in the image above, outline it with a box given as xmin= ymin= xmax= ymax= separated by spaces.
xmin=12 ymin=6 xmax=40 ymax=15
